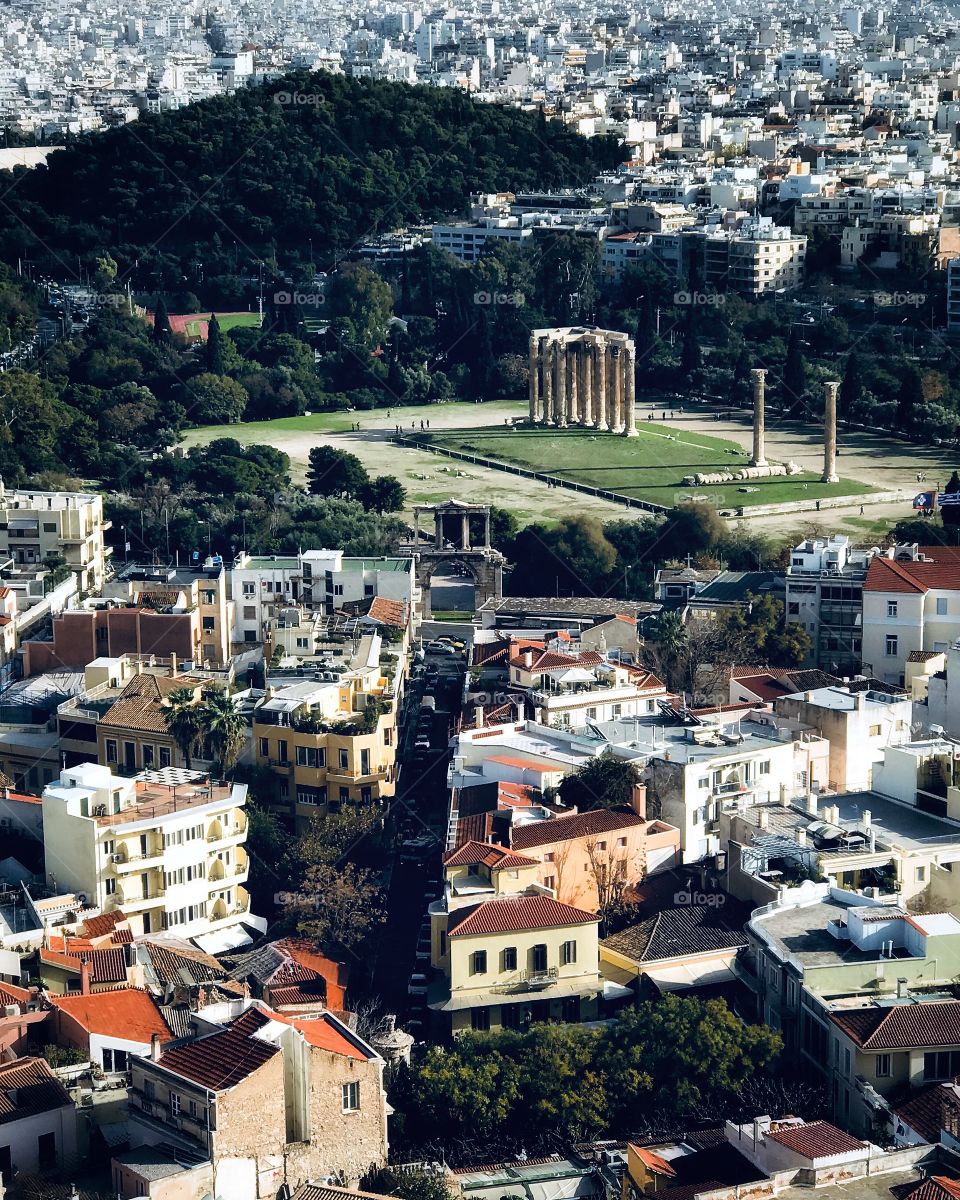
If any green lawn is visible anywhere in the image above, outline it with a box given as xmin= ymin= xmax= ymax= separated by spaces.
xmin=186 ymin=398 xmax=524 ymax=441
xmin=418 ymin=426 xmax=875 ymax=510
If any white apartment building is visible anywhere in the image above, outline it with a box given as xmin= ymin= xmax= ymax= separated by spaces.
xmin=506 ymin=645 xmax=667 ymax=731
xmin=863 ymin=553 xmax=960 ymax=688
xmin=785 ymin=535 xmax=880 ymax=674
xmin=231 ymin=551 xmax=415 ymax=645
xmin=41 ymin=763 xmax=264 ymax=951
xmin=430 ymin=216 xmax=536 ymax=263
xmin=0 ymin=485 xmax=111 ymax=591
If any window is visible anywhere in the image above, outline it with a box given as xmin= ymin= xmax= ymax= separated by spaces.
xmin=544 ymin=852 xmax=555 ymax=863
xmin=543 ymin=875 xmax=555 ymax=890
xmin=561 ymin=940 xmax=577 ymax=965
xmin=759 ymin=761 xmax=771 ymax=775
xmin=259 ymin=737 xmax=269 ymax=758
xmin=916 ymin=865 xmax=926 ymax=882
xmin=925 ymin=1050 xmax=960 ymax=1080
xmin=243 ymin=605 xmax=256 ymax=620
xmin=243 ymin=582 xmax=256 ymax=597
xmin=698 ymin=776 xmax=709 ymax=790
xmin=277 ymin=739 xmax=288 ymax=765
xmin=937 ymin=597 xmax=949 ymax=615
xmin=885 ymin=634 xmax=899 ymax=657
xmin=361 ymin=749 xmax=370 ymax=775
xmin=887 ymin=600 xmax=898 ymax=618
xmin=617 ymin=837 xmax=628 ymax=848
xmin=876 ymin=1053 xmax=892 ymax=1078
xmin=42 ymin=521 xmax=56 ymax=533
xmin=105 ymin=739 xmax=117 ymax=763
xmin=869 ymin=724 xmax=881 ymax=737
xmin=787 ymin=602 xmax=799 ymax=615
xmin=105 ymin=877 xmax=116 ymax=896
xmin=342 ymin=1081 xmax=360 ymax=1112
xmin=471 ymin=950 xmax=487 ymax=975
xmin=170 ymin=1093 xmax=181 ymax=1116
xmin=339 ymin=749 xmax=349 ymax=770
xmin=143 ymin=744 xmax=154 ymax=767
xmin=502 ymin=947 xmax=517 ymax=971
xmin=296 ymin=745 xmax=320 ymax=768
xmin=471 ymin=1007 xmax=490 ymax=1032
xmin=202 ymin=617 xmax=215 ymax=632
xmin=159 ymin=747 xmax=171 ymax=768
xmin=532 ymin=944 xmax=548 ymax=973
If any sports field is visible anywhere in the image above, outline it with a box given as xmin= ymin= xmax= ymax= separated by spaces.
xmin=418 ymin=425 xmax=873 ymax=509
xmin=169 ymin=311 xmax=262 ymax=340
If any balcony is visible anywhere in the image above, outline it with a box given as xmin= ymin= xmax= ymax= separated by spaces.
xmin=491 ymin=966 xmax=559 ymax=994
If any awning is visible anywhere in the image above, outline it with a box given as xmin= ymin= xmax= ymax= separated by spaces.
xmin=193 ymin=925 xmax=255 ymax=955
xmin=644 ymin=961 xmax=736 ymax=994
xmin=429 ymin=977 xmax=601 ymax=1012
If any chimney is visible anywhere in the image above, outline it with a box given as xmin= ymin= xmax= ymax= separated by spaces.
xmin=170 ymin=652 xmax=178 ymax=679
xmin=805 ymin=792 xmax=818 ymax=815
xmin=897 ymin=977 xmax=909 ymax=999
xmin=80 ymin=957 xmax=91 ymax=996
xmin=856 ymin=692 xmax=866 ymax=712
xmin=805 ymin=690 xmax=814 ymax=702
xmin=475 ymin=705 xmax=484 ymax=728
xmin=780 ymin=784 xmax=790 ymax=808
xmin=758 ymin=809 xmax=769 ymax=830
xmin=150 ymin=1032 xmax=162 ymax=1061
xmin=862 ymin=809 xmax=872 ymax=831
xmin=523 ymin=650 xmax=533 ymax=668
xmin=631 ymin=782 xmax=647 ymax=819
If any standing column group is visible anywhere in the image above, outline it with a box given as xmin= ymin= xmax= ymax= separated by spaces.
xmin=528 ymin=329 xmax=637 ymax=435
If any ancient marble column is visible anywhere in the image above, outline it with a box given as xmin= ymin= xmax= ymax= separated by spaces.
xmin=568 ymin=344 xmax=579 ymax=424
xmin=543 ymin=341 xmax=554 ymax=424
xmin=751 ymin=368 xmax=767 ymax=467
xmin=528 ymin=335 xmax=540 ymax=423
xmin=611 ymin=347 xmax=623 ymax=432
xmin=624 ymin=344 xmax=638 ymax=436
xmin=555 ymin=342 xmax=567 ymax=427
xmin=582 ymin=345 xmax=594 ymax=426
xmin=822 ymin=380 xmax=840 ymax=483
xmin=596 ymin=341 xmax=608 ymax=430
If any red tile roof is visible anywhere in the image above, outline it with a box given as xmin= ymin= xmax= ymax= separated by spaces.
xmin=51 ymin=989 xmax=172 ymax=1044
xmin=0 ymin=980 xmax=31 ymax=1006
xmin=279 ymin=1013 xmax=372 ymax=1060
xmin=896 ymin=1179 xmax=960 ymax=1200
xmin=763 ymin=1121 xmax=866 ymax=1159
xmin=633 ymin=1147 xmax=677 ymax=1177
xmin=155 ymin=1007 xmax=279 ymax=1090
xmin=40 ymin=946 xmax=128 ymax=984
xmin=275 ymin=940 xmax=349 ymax=1011
xmin=831 ymin=1001 xmax=960 ymax=1050
xmin=508 ymin=650 xmax=605 ymax=672
xmin=511 ymin=809 xmax=645 ymax=851
xmin=0 ymin=1057 xmax=73 ymax=1125
xmin=865 ymin=557 xmax=960 ymax=595
xmin=443 ymin=840 xmax=539 ymax=869
xmin=893 ymin=1080 xmax=960 ymax=1143
xmin=80 ymin=911 xmax=128 ymax=939
xmin=367 ymin=596 xmax=407 ymax=629
xmin=447 ymin=894 xmax=598 ymax=937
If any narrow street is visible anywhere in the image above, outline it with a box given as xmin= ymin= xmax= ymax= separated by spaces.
xmin=370 ymin=640 xmax=466 ymax=1022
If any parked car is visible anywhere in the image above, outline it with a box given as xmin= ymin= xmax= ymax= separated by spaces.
xmin=401 ymin=834 xmax=437 ymax=861
xmin=408 ymin=973 xmax=428 ymax=997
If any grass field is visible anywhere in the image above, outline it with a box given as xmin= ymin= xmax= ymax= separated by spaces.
xmin=174 ymin=312 xmax=262 ymax=340
xmin=418 ymin=426 xmax=875 ymax=510
xmin=186 ymin=399 xmax=523 ymax=444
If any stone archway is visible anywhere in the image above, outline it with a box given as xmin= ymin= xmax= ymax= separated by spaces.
xmin=406 ymin=502 xmax=505 ymax=620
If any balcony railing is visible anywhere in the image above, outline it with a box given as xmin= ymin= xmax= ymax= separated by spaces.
xmin=491 ymin=966 xmax=559 ymax=993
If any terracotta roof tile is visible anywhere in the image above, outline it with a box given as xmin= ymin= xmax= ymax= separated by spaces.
xmin=40 ymin=946 xmax=128 ymax=984
xmin=511 ymin=809 xmax=645 ymax=851
xmin=0 ymin=1057 xmax=73 ymax=1125
xmin=865 ymin=557 xmax=960 ymax=595
xmin=155 ymin=1007 xmax=279 ymax=1090
xmin=443 ymin=840 xmax=539 ymax=869
xmin=763 ymin=1121 xmax=866 ymax=1158
xmin=367 ymin=596 xmax=407 ymax=628
xmin=447 ymin=893 xmax=597 ymax=937
xmin=893 ymin=1080 xmax=960 ymax=1143
xmin=831 ymin=1000 xmax=960 ymax=1050
xmin=51 ymin=988 xmax=172 ymax=1044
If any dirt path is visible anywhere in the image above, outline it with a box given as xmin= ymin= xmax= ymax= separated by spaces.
xmin=184 ymin=396 xmax=942 ymax=537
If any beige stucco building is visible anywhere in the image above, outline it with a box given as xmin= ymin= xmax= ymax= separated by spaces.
xmin=0 ymin=484 xmax=111 ymax=592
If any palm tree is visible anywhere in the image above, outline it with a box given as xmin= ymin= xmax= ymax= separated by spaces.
xmin=201 ymin=687 xmax=246 ymax=778
xmin=163 ymin=686 xmax=203 ymax=769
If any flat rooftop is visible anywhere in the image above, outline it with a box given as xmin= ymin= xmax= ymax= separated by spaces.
xmin=832 ymin=791 xmax=960 ymax=848
xmin=753 ymin=897 xmax=913 ymax=970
